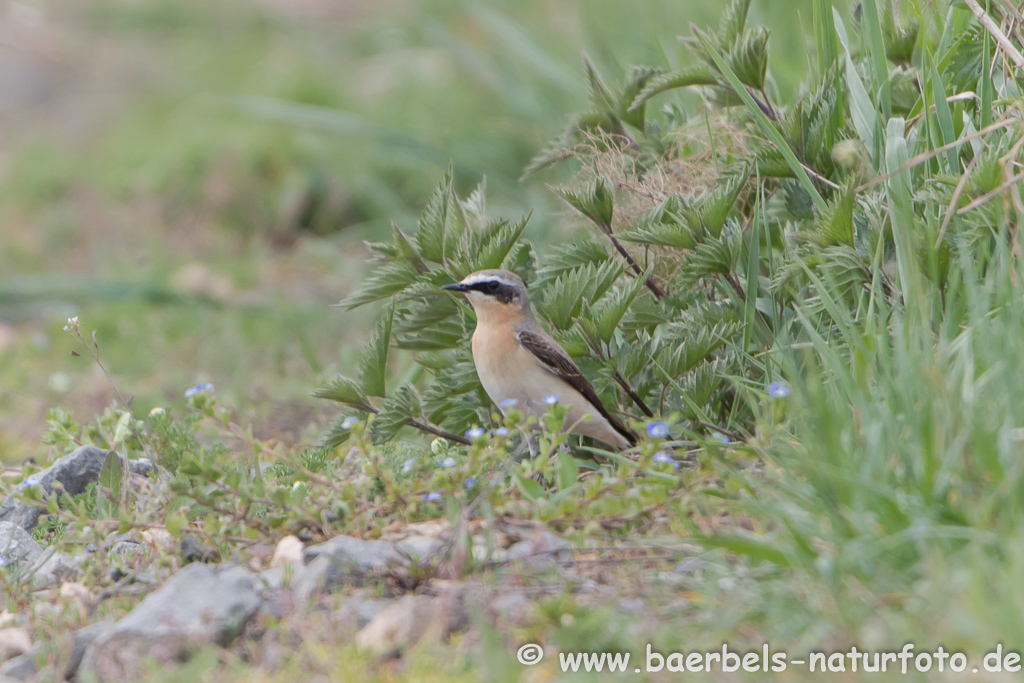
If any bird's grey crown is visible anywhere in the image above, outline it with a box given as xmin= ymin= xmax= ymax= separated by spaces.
xmin=461 ymin=270 xmax=522 ymax=289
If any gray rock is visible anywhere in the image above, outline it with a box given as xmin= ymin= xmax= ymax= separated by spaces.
xmin=0 ymin=522 xmax=43 ymax=569
xmin=0 ymin=447 xmax=154 ymax=532
xmin=29 ymin=550 xmax=81 ymax=588
xmin=506 ymin=531 xmax=573 ymax=569
xmin=80 ymin=563 xmax=261 ymax=679
xmin=0 ymin=621 xmax=112 ymax=681
xmin=291 ymin=555 xmax=332 ymax=602
xmin=337 ymin=598 xmax=392 ymax=629
xmin=298 ymin=534 xmax=442 ymax=594
xmin=354 ymin=584 xmax=478 ymax=656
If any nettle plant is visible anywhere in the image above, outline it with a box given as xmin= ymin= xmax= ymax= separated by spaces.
xmin=318 ymin=0 xmax=1024 ymax=453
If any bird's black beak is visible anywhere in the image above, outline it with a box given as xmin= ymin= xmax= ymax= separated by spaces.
xmin=442 ymin=282 xmax=470 ymax=292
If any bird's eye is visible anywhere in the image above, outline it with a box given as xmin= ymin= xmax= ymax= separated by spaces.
xmin=487 ymin=281 xmax=500 ymax=291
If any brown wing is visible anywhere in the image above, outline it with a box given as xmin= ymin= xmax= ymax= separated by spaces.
xmin=517 ymin=330 xmax=636 ymax=446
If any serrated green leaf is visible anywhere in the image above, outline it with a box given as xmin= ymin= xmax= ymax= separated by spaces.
xmin=339 ymin=260 xmax=421 ymax=310
xmin=416 ymin=169 xmax=465 ymax=263
xmin=700 ymin=34 xmax=828 ymax=212
xmin=313 ymin=375 xmax=371 ymax=410
xmin=629 ymin=66 xmax=717 ymax=111
xmin=534 ymin=239 xmax=609 ymax=289
xmin=680 ymin=223 xmax=743 ymax=285
xmin=538 ymin=260 xmax=625 ymax=330
xmin=469 ymin=215 xmax=531 ymax=271
xmin=555 ymin=175 xmax=615 ymax=229
xmin=359 ymin=306 xmax=394 ymax=398
xmin=718 ymin=0 xmax=752 ymax=45
xmin=582 ymin=52 xmax=617 ymax=116
xmin=370 ymin=384 xmax=421 ymax=444
xmin=593 ymin=272 xmax=648 ymax=343
xmin=316 ymin=414 xmax=355 ymax=450
xmin=727 ymin=27 xmax=769 ymax=90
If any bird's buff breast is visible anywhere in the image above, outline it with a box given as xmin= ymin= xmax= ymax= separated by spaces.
xmin=471 ymin=325 xmax=593 ymax=424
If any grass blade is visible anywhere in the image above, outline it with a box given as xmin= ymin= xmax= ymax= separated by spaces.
xmin=859 ymin=0 xmax=892 ymax=121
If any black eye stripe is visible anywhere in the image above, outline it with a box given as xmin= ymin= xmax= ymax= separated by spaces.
xmin=467 ymin=280 xmax=516 ymax=303
xmin=469 ymin=280 xmax=507 ymax=293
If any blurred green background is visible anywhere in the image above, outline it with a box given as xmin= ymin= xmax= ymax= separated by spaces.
xmin=0 ymin=0 xmax=825 ymax=462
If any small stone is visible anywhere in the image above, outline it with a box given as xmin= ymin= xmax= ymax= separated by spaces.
xmin=506 ymin=531 xmax=573 ymax=569
xmin=0 ymin=522 xmax=43 ymax=568
xmin=30 ymin=550 xmax=81 ymax=589
xmin=335 ymin=598 xmax=392 ymax=629
xmin=0 ymin=629 xmax=31 ymax=662
xmin=59 ymin=582 xmax=94 ymax=606
xmin=140 ymin=529 xmax=175 ymax=552
xmin=0 ymin=446 xmax=155 ymax=532
xmin=354 ymin=595 xmax=439 ymax=655
xmin=181 ymin=535 xmax=220 ymax=564
xmin=270 ymin=535 xmax=303 ymax=568
xmin=354 ymin=585 xmax=477 ymax=656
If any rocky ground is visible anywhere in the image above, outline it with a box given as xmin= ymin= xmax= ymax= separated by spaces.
xmin=0 ymin=445 xmax=705 ymax=681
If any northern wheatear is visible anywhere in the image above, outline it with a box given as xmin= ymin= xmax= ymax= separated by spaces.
xmin=443 ymin=269 xmax=636 ymax=450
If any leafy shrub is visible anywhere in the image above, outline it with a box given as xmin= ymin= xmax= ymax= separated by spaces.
xmin=318 ymin=0 xmax=1023 ymax=454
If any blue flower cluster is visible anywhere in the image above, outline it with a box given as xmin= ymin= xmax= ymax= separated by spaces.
xmin=184 ymin=383 xmax=214 ymax=398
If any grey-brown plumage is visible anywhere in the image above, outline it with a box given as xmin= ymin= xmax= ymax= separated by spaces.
xmin=443 ymin=269 xmax=635 ymax=449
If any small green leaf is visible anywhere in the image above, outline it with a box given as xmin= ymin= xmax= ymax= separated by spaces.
xmin=512 ymin=469 xmax=547 ymax=503
xmin=166 ymin=513 xmax=187 ymax=538
xmin=99 ymin=450 xmax=122 ymax=501
xmin=696 ymin=534 xmax=792 ymax=566
xmin=556 ymin=452 xmax=579 ymax=491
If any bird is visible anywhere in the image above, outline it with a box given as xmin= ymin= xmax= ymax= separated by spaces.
xmin=442 ymin=269 xmax=636 ymax=450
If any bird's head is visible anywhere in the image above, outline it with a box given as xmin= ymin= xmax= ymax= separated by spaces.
xmin=442 ymin=269 xmax=532 ymax=323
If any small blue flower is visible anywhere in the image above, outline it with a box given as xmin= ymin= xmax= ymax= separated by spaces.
xmin=464 ymin=477 xmax=477 ymax=489
xmin=646 ymin=422 xmax=670 ymax=439
xmin=465 ymin=427 xmax=486 ymax=440
xmin=439 ymin=457 xmax=457 ymax=468
xmin=766 ymin=381 xmax=791 ymax=398
xmin=500 ymin=398 xmax=519 ymax=408
xmin=184 ymin=383 xmax=214 ymax=398
xmin=423 ymin=491 xmax=443 ymax=502
xmin=17 ymin=475 xmax=41 ymax=490
xmin=493 ymin=427 xmax=510 ymax=437
xmin=0 ymin=555 xmax=8 ymax=567
xmin=402 ymin=457 xmax=417 ymax=474
xmin=543 ymin=395 xmax=560 ymax=406
xmin=653 ymin=451 xmax=680 ymax=469
xmin=711 ymin=432 xmax=731 ymax=444
xmin=342 ymin=416 xmax=360 ymax=429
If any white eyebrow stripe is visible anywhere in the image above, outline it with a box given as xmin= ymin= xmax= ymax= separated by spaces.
xmin=462 ymin=274 xmax=515 ymax=287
